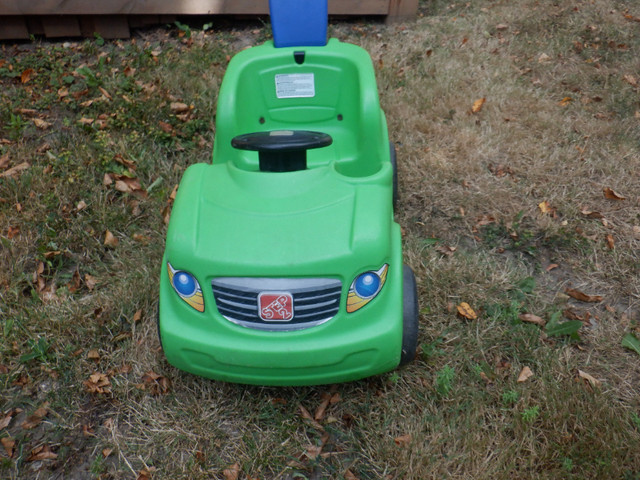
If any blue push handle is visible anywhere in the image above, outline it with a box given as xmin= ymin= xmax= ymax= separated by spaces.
xmin=269 ymin=0 xmax=328 ymax=48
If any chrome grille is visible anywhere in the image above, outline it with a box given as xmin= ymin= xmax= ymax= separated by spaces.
xmin=211 ymin=277 xmax=342 ymax=331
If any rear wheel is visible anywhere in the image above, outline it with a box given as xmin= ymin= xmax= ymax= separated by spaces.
xmin=399 ymin=264 xmax=419 ymax=366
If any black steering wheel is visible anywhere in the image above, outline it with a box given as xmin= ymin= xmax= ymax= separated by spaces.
xmin=231 ymin=130 xmax=332 ymax=172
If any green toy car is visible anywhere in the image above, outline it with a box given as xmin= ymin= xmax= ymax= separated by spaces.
xmin=158 ymin=2 xmax=419 ymax=386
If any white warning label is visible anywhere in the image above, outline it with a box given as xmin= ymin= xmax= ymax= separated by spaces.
xmin=275 ymin=73 xmax=315 ymax=99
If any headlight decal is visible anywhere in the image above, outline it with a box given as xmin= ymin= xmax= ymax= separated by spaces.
xmin=347 ymin=264 xmax=388 ymax=313
xmin=167 ymin=262 xmax=204 ymax=312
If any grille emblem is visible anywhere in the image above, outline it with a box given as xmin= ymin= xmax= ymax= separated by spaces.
xmin=258 ymin=293 xmax=294 ymax=321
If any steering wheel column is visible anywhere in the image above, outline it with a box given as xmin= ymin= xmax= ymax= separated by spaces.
xmin=231 ymin=130 xmax=333 ymax=172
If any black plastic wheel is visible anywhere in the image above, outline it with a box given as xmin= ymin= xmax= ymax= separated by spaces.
xmin=390 ymin=141 xmax=398 ymax=211
xmin=399 ymin=264 xmax=419 ymax=366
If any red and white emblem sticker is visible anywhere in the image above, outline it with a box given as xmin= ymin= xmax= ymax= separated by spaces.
xmin=258 ymin=293 xmax=294 ymax=321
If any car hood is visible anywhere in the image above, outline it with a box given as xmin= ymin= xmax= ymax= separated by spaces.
xmin=164 ymin=162 xmax=394 ymax=278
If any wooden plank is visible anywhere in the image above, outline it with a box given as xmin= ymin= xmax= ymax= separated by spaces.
xmin=80 ymin=15 xmax=130 ymax=38
xmin=385 ymin=0 xmax=418 ymax=23
xmin=41 ymin=15 xmax=81 ymax=37
xmin=0 ymin=0 xmax=389 ymax=16
xmin=0 ymin=16 xmax=29 ymax=39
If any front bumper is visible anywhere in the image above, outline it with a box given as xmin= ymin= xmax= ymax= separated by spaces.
xmin=158 ymin=260 xmax=403 ymax=386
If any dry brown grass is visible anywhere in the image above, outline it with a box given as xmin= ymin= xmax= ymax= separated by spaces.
xmin=1 ymin=0 xmax=640 ymax=478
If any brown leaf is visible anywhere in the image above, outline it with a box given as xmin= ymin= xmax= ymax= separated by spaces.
xmin=603 ymin=187 xmax=625 ymax=200
xmin=21 ymin=68 xmax=35 ymax=84
xmin=299 ymin=405 xmax=325 ymax=431
xmin=27 ymin=444 xmax=57 ymax=461
xmin=7 ymin=225 xmax=19 ymax=239
xmin=471 ymin=97 xmax=486 ymax=114
xmin=565 ymin=288 xmax=603 ymax=303
xmin=517 ymin=366 xmax=534 ymax=383
xmin=0 ymin=411 xmax=15 ymax=430
xmin=141 ymin=371 xmax=171 ymax=395
xmin=223 ymin=462 xmax=241 ymax=480
xmin=22 ymin=403 xmax=49 ymax=429
xmin=76 ymin=200 xmax=88 ymax=211
xmin=0 ymin=153 xmax=9 ymax=169
xmin=1 ymin=437 xmax=15 ymax=457
xmin=98 ymin=86 xmax=112 ymax=100
xmin=538 ymin=200 xmax=557 ymax=217
xmin=32 ymin=118 xmax=51 ymax=129
xmin=102 ymin=448 xmax=113 ymax=458
xmin=84 ymin=372 xmax=111 ymax=394
xmin=0 ymin=162 xmax=30 ymax=178
xmin=457 ymin=302 xmax=477 ymax=320
xmin=133 ymin=310 xmax=142 ymax=322
xmin=623 ymin=74 xmax=638 ymax=87
xmin=158 ymin=121 xmax=174 ymax=134
xmin=87 ymin=349 xmax=100 ymax=361
xmin=314 ymin=392 xmax=332 ymax=421
xmin=78 ymin=117 xmax=94 ymax=125
xmin=170 ymin=102 xmax=190 ymax=113
xmin=394 ymin=434 xmax=412 ymax=447
xmin=136 ymin=467 xmax=156 ymax=480
xmin=84 ymin=274 xmax=97 ymax=291
xmin=436 ymin=245 xmax=457 ymax=256
xmin=605 ymin=234 xmax=615 ymax=250
xmin=344 ymin=469 xmax=360 ymax=480
xmin=104 ymin=230 xmax=118 ymax=247
xmin=558 ymin=96 xmax=573 ymax=106
xmin=103 ymin=173 xmax=113 ymax=186
xmin=519 ymin=313 xmax=546 ymax=327
xmin=580 ymin=208 xmax=603 ymax=219
xmin=578 ymin=369 xmax=601 ymax=388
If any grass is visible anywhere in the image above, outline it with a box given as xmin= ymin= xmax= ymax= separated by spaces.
xmin=1 ymin=0 xmax=640 ymax=478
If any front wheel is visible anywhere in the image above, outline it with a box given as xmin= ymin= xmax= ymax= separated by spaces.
xmin=399 ymin=264 xmax=419 ymax=366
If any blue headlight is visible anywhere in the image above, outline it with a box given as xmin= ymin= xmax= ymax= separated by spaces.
xmin=354 ymin=272 xmax=381 ymax=298
xmin=173 ymin=271 xmax=197 ymax=297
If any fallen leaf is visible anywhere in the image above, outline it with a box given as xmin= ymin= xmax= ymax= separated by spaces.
xmin=0 ymin=162 xmax=30 ymax=178
xmin=603 ymin=187 xmax=625 ymax=200
xmin=158 ymin=121 xmax=174 ymax=134
xmin=132 ymin=233 xmax=149 ymax=243
xmin=78 ymin=117 xmax=94 ymax=125
xmin=76 ymin=200 xmax=88 ymax=211
xmin=223 ymin=462 xmax=241 ymax=480
xmin=519 ymin=313 xmax=546 ymax=327
xmin=457 ymin=302 xmax=477 ymax=320
xmin=471 ymin=97 xmax=486 ymax=114
xmin=102 ymin=448 xmax=113 ymax=458
xmin=565 ymin=288 xmax=603 ymax=303
xmin=394 ymin=434 xmax=412 ymax=447
xmin=87 ymin=349 xmax=100 ymax=361
xmin=84 ymin=372 xmax=111 ymax=394
xmin=517 ymin=366 xmax=534 ymax=383
xmin=0 ymin=411 xmax=15 ymax=430
xmin=103 ymin=173 xmax=113 ymax=186
xmin=436 ymin=245 xmax=457 ymax=256
xmin=605 ymin=234 xmax=615 ymax=250
xmin=546 ymin=263 xmax=559 ymax=271
xmin=538 ymin=52 xmax=551 ymax=63
xmin=496 ymin=23 xmax=509 ymax=30
xmin=623 ymin=74 xmax=638 ymax=87
xmin=578 ymin=369 xmax=601 ymax=388
xmin=170 ymin=102 xmax=190 ymax=113
xmin=580 ymin=208 xmax=603 ymax=219
xmin=7 ymin=225 xmax=19 ymax=239
xmin=104 ymin=230 xmax=118 ymax=247
xmin=22 ymin=403 xmax=49 ymax=429
xmin=32 ymin=118 xmax=51 ymax=129
xmin=21 ymin=68 xmax=35 ymax=84
xmin=140 ymin=371 xmax=171 ymax=395
xmin=315 ymin=392 xmax=332 ymax=421
xmin=538 ymin=200 xmax=557 ymax=216
xmin=136 ymin=467 xmax=156 ymax=480
xmin=558 ymin=96 xmax=573 ymax=106
xmin=622 ymin=333 xmax=640 ymax=356
xmin=344 ymin=469 xmax=359 ymax=480
xmin=1 ymin=437 xmax=15 ymax=457
xmin=98 ymin=86 xmax=112 ymax=100
xmin=84 ymin=274 xmax=97 ymax=291
xmin=27 ymin=444 xmax=57 ymax=461
xmin=299 ymin=405 xmax=325 ymax=431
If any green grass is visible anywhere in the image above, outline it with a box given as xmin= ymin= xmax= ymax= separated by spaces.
xmin=2 ymin=1 xmax=640 ymax=478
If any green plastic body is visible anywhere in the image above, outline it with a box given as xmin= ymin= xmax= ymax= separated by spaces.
xmin=159 ymin=39 xmax=404 ymax=386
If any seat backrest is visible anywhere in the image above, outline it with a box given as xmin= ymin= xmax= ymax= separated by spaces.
xmin=213 ymin=39 xmax=389 ymax=177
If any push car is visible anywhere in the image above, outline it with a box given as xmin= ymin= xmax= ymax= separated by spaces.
xmin=158 ymin=0 xmax=419 ymax=386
